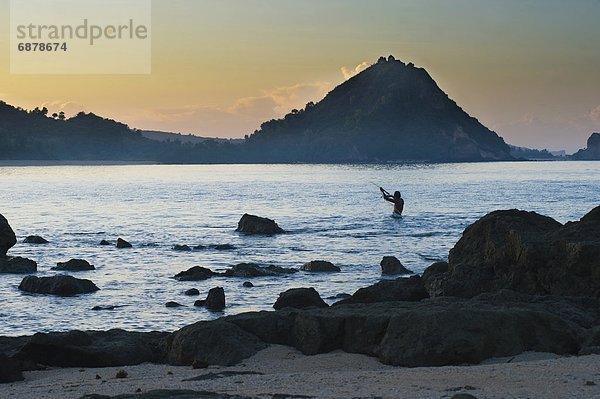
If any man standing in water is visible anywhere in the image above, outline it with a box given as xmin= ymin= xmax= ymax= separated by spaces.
xmin=380 ymin=187 xmax=404 ymax=216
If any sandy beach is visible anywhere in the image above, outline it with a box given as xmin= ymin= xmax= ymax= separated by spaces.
xmin=3 ymin=346 xmax=599 ymax=399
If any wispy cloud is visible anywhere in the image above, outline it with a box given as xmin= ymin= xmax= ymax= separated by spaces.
xmin=138 ymin=81 xmax=332 ymax=137
xmin=341 ymin=61 xmax=371 ymax=80
xmin=589 ymin=105 xmax=600 ymax=126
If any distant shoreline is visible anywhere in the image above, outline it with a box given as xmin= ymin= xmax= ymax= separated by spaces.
xmin=0 ymin=160 xmax=159 ymax=167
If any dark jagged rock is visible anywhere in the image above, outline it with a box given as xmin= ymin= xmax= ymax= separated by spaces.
xmin=99 ymin=240 xmax=111 ymax=246
xmin=0 ymin=353 xmax=23 ymax=383
xmin=425 ymin=207 xmax=600 ymax=298
xmin=222 ymin=263 xmax=297 ymax=278
xmin=335 ymin=276 xmax=429 ymax=305
xmin=18 ymin=275 xmax=100 ymax=296
xmin=166 ymin=302 xmax=185 ymax=308
xmin=166 ymin=321 xmax=267 ymax=366
xmin=273 ymin=288 xmax=328 ymax=310
xmin=52 ymin=259 xmax=95 ymax=271
xmin=572 ymin=132 xmax=600 ymax=160
xmin=0 ymin=214 xmax=17 ymax=256
xmin=235 ymin=214 xmax=284 ymax=235
xmin=0 ymin=256 xmax=37 ymax=274
xmin=79 ymin=390 xmax=263 ymax=399
xmin=243 ymin=281 xmax=254 ymax=288
xmin=205 ymin=287 xmax=225 ymax=311
xmin=116 ymin=238 xmax=132 ymax=248
xmin=23 ymin=235 xmax=49 ymax=244
xmin=380 ymin=256 xmax=414 ymax=275
xmin=173 ymin=244 xmax=192 ymax=251
xmin=300 ymin=260 xmax=340 ymax=272
xmin=184 ymin=288 xmax=200 ymax=296
xmin=421 ymin=261 xmax=449 ymax=287
xmin=91 ymin=305 xmax=123 ymax=311
xmin=174 ymin=266 xmax=216 ymax=281
xmin=15 ymin=329 xmax=168 ymax=367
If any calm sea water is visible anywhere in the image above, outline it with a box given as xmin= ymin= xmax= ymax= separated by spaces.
xmin=0 ymin=162 xmax=598 ymax=336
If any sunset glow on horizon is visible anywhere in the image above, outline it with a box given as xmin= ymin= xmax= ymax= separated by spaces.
xmin=1 ymin=0 xmax=599 ymax=152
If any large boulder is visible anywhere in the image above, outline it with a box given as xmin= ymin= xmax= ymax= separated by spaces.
xmin=235 ymin=214 xmax=284 ymax=234
xmin=300 ymin=260 xmax=340 ymax=272
xmin=273 ymin=288 xmax=328 ymax=310
xmin=18 ymin=275 xmax=100 ymax=296
xmin=0 ymin=353 xmax=23 ymax=383
xmin=222 ymin=263 xmax=297 ymax=278
xmin=380 ymin=256 xmax=414 ymax=275
xmin=15 ymin=330 xmax=168 ymax=367
xmin=23 ymin=235 xmax=49 ymax=244
xmin=0 ymin=256 xmax=37 ymax=274
xmin=572 ymin=133 xmax=600 ymax=160
xmin=425 ymin=207 xmax=600 ymax=298
xmin=52 ymin=259 xmax=95 ymax=271
xmin=174 ymin=266 xmax=216 ymax=281
xmin=0 ymin=213 xmax=16 ymax=256
xmin=166 ymin=321 xmax=267 ymax=366
xmin=335 ymin=276 xmax=429 ymax=305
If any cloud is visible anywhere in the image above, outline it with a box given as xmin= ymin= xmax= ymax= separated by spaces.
xmin=341 ymin=61 xmax=371 ymax=80
xmin=135 ymin=81 xmax=332 ymax=137
xmin=40 ymin=100 xmax=85 ymax=117
xmin=590 ymin=105 xmax=600 ymax=126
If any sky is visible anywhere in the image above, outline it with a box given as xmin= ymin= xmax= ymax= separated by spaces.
xmin=0 ymin=0 xmax=599 ymax=152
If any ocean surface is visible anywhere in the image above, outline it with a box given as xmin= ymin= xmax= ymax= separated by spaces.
xmin=0 ymin=161 xmax=599 ymax=336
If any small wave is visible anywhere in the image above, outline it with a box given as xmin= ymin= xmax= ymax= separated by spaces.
xmin=417 ymin=253 xmax=447 ymax=262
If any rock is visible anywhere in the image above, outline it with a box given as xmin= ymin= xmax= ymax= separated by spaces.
xmin=421 ymin=261 xmax=449 ymax=285
xmin=572 ymin=132 xmax=600 ymax=160
xmin=0 ymin=213 xmax=17 ymax=256
xmin=0 ymin=256 xmax=37 ymax=274
xmin=335 ymin=276 xmax=429 ymax=305
xmin=193 ymin=300 xmax=206 ymax=307
xmin=211 ymin=244 xmax=236 ymax=250
xmin=166 ymin=302 xmax=185 ymax=308
xmin=184 ymin=288 xmax=200 ymax=296
xmin=0 ymin=353 xmax=23 ymax=383
xmin=380 ymin=256 xmax=414 ymax=275
xmin=116 ymin=238 xmax=132 ymax=248
xmin=427 ymin=207 xmax=600 ymax=298
xmin=173 ymin=245 xmax=191 ymax=251
xmin=99 ymin=240 xmax=111 ymax=246
xmin=23 ymin=235 xmax=49 ymax=244
xmin=91 ymin=305 xmax=122 ymax=311
xmin=235 ymin=214 xmax=284 ymax=235
xmin=174 ymin=266 xmax=216 ymax=281
xmin=52 ymin=259 xmax=95 ymax=271
xmin=242 ymin=282 xmax=254 ymax=288
xmin=15 ymin=330 xmax=168 ymax=367
xmin=222 ymin=263 xmax=297 ymax=278
xmin=18 ymin=275 xmax=100 ymax=296
xmin=273 ymin=288 xmax=328 ymax=310
xmin=205 ymin=287 xmax=225 ymax=311
xmin=300 ymin=260 xmax=340 ymax=272
xmin=166 ymin=321 xmax=267 ymax=366
xmin=193 ymin=245 xmax=206 ymax=250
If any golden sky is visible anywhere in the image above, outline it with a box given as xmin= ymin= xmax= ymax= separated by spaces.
xmin=0 ymin=0 xmax=599 ymax=152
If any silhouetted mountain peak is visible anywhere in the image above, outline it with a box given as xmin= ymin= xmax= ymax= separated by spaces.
xmin=248 ymin=56 xmax=512 ymax=162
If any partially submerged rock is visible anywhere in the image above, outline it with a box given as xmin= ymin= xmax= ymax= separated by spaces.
xmin=235 ymin=214 xmax=285 ymax=235
xmin=23 ymin=235 xmax=49 ymax=244
xmin=166 ymin=302 xmax=185 ymax=308
xmin=205 ymin=287 xmax=226 ymax=311
xmin=52 ymin=259 xmax=95 ymax=271
xmin=300 ymin=260 xmax=340 ymax=272
xmin=18 ymin=275 xmax=100 ymax=296
xmin=0 ymin=256 xmax=37 ymax=274
xmin=0 ymin=213 xmax=17 ymax=256
xmin=116 ymin=238 xmax=132 ymax=249
xmin=222 ymin=263 xmax=297 ymax=278
xmin=273 ymin=287 xmax=328 ymax=310
xmin=173 ymin=244 xmax=192 ymax=251
xmin=99 ymin=240 xmax=111 ymax=246
xmin=174 ymin=266 xmax=216 ymax=281
xmin=380 ymin=256 xmax=413 ymax=275
xmin=184 ymin=288 xmax=200 ymax=296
